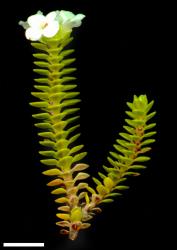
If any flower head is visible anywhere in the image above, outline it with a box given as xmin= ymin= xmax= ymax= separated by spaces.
xmin=19 ymin=10 xmax=85 ymax=41
xmin=19 ymin=11 xmax=60 ymax=41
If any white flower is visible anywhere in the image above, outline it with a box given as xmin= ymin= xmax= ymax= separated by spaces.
xmin=19 ymin=10 xmax=85 ymax=41
xmin=59 ymin=10 xmax=85 ymax=30
xmin=19 ymin=11 xmax=60 ymax=41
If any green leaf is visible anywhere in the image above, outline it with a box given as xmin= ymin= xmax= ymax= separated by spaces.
xmin=77 ymin=182 xmax=88 ymax=190
xmin=102 ymin=165 xmax=112 ymax=173
xmin=132 ymin=109 xmax=145 ymax=116
xmin=71 ymin=163 xmax=89 ymax=172
xmin=98 ymin=172 xmax=107 ymax=179
xmin=113 ymin=185 xmax=129 ymax=190
xmin=66 ymin=116 xmax=80 ymax=125
xmin=123 ymin=125 xmax=135 ymax=134
xmin=33 ymin=69 xmax=49 ymax=76
xmin=34 ymin=78 xmax=49 ymax=84
xmin=62 ymin=58 xmax=76 ymax=67
xmin=32 ymin=113 xmax=50 ymax=119
xmin=55 ymin=197 xmax=69 ymax=203
xmin=105 ymin=193 xmax=122 ymax=198
xmin=34 ymin=85 xmax=49 ymax=92
xmin=72 ymin=152 xmax=87 ymax=163
xmin=64 ymin=92 xmax=80 ymax=100
xmin=119 ymin=132 xmax=140 ymax=141
xmin=60 ymin=68 xmax=77 ymax=76
xmin=117 ymin=177 xmax=127 ymax=183
xmin=139 ymin=147 xmax=151 ymax=153
xmin=100 ymin=199 xmax=114 ymax=203
xmin=143 ymin=131 xmax=157 ymax=138
xmin=33 ymin=53 xmax=48 ymax=60
xmin=62 ymin=108 xmax=80 ymax=117
xmin=66 ymin=125 xmax=80 ymax=136
xmin=38 ymin=132 xmax=54 ymax=139
xmin=96 ymin=185 xmax=109 ymax=195
xmin=92 ymin=177 xmax=102 ymax=186
xmin=74 ymin=172 xmax=90 ymax=182
xmin=57 ymin=206 xmax=70 ymax=212
xmin=108 ymin=172 xmax=120 ymax=181
xmin=144 ymin=123 xmax=156 ymax=130
xmin=47 ymin=178 xmax=63 ymax=186
xmin=42 ymin=168 xmax=61 ymax=176
xmin=117 ymin=155 xmax=133 ymax=164
xmin=86 ymin=186 xmax=96 ymax=194
xmin=31 ymin=42 xmax=48 ymax=51
xmin=31 ymin=92 xmax=48 ymax=100
xmin=34 ymin=61 xmax=49 ymax=68
xmin=41 ymin=159 xmax=58 ymax=166
xmin=60 ymin=76 xmax=76 ymax=84
xmin=58 ymin=156 xmax=73 ymax=170
xmin=116 ymin=139 xmax=135 ymax=149
xmin=49 ymin=63 xmax=63 ymax=71
xmin=56 ymin=139 xmax=69 ymax=149
xmin=70 ymin=207 xmax=83 ymax=222
xmin=123 ymin=171 xmax=140 ymax=177
xmin=129 ymin=165 xmax=147 ymax=170
xmin=103 ymin=177 xmax=114 ymax=190
xmin=51 ymin=188 xmax=66 ymax=195
xmin=35 ymin=122 xmax=52 ymax=129
xmin=145 ymin=100 xmax=154 ymax=113
xmin=39 ymin=150 xmax=55 ymax=157
xmin=29 ymin=101 xmax=48 ymax=108
xmin=47 ymin=47 xmax=62 ymax=55
xmin=39 ymin=140 xmax=55 ymax=147
xmin=61 ymin=37 xmax=74 ymax=48
xmin=107 ymin=157 xmax=119 ymax=168
xmin=56 ymin=148 xmax=70 ymax=158
xmin=134 ymin=156 xmax=150 ymax=162
xmin=109 ymin=152 xmax=121 ymax=161
xmin=60 ymin=49 xmax=75 ymax=58
xmin=125 ymin=119 xmax=145 ymax=127
xmin=126 ymin=102 xmax=134 ymax=110
xmin=113 ymin=144 xmax=133 ymax=156
xmin=60 ymin=99 xmax=81 ymax=108
xmin=60 ymin=49 xmax=74 ymax=57
xmin=68 ymin=133 xmax=81 ymax=144
xmin=50 ymin=93 xmax=66 ymax=102
xmin=69 ymin=145 xmax=84 ymax=154
xmin=52 ymin=121 xmax=67 ymax=130
xmin=141 ymin=139 xmax=155 ymax=146
xmin=62 ymin=84 xmax=77 ymax=91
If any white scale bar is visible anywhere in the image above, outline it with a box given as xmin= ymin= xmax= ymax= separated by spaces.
xmin=3 ymin=243 xmax=44 ymax=247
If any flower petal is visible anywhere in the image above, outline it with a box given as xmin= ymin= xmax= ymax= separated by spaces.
xmin=25 ymin=27 xmax=42 ymax=41
xmin=59 ymin=10 xmax=75 ymax=24
xmin=42 ymin=21 xmax=59 ymax=37
xmin=27 ymin=13 xmax=45 ymax=28
xmin=70 ymin=14 xmax=85 ymax=27
xmin=18 ymin=20 xmax=29 ymax=29
xmin=46 ymin=11 xmax=57 ymax=22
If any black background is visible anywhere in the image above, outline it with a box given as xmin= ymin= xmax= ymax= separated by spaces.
xmin=1 ymin=1 xmax=175 ymax=249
